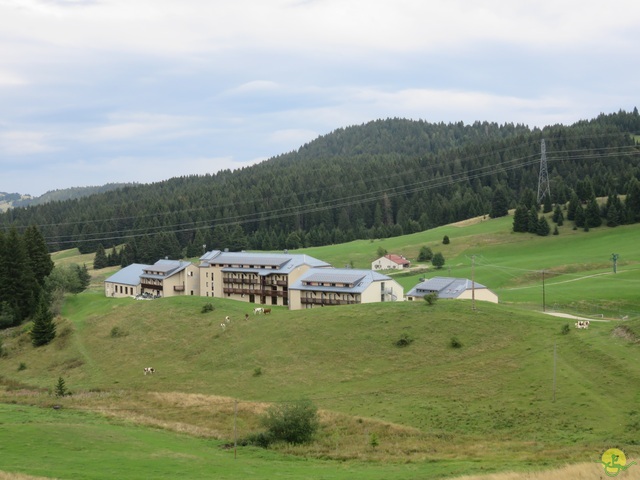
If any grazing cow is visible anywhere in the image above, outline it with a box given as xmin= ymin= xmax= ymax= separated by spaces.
xmin=220 ymin=323 xmax=226 ymax=330
xmin=245 ymin=314 xmax=249 ymax=321
xmin=225 ymin=316 xmax=231 ymax=323
xmin=575 ymin=320 xmax=590 ymax=329
xmin=144 ymin=367 xmax=155 ymax=375
xmin=253 ymin=307 xmax=264 ymax=315
xmin=263 ymin=308 xmax=272 ymax=315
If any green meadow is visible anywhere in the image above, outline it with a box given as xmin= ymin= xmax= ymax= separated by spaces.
xmin=1 ymin=214 xmax=640 ymax=479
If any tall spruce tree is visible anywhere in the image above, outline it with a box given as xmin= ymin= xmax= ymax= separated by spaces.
xmin=93 ymin=244 xmax=108 ymax=269
xmin=23 ymin=225 xmax=54 ymax=287
xmin=512 ymin=205 xmax=529 ymax=232
xmin=537 ymin=216 xmax=551 ymax=236
xmin=490 ymin=187 xmax=509 ymax=218
xmin=585 ymin=196 xmax=602 ymax=228
xmin=30 ymin=294 xmax=56 ymax=347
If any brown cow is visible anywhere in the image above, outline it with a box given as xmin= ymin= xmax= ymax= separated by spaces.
xmin=263 ymin=308 xmax=272 ymax=314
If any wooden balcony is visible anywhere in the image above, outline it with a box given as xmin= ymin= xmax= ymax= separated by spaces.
xmin=301 ymin=298 xmax=358 ymax=306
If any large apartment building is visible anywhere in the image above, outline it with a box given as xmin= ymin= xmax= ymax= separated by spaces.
xmin=198 ymin=250 xmax=331 ymax=307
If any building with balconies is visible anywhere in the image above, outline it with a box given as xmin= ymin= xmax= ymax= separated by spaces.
xmin=198 ymin=250 xmax=331 ymax=307
xmin=288 ymin=268 xmax=404 ymax=310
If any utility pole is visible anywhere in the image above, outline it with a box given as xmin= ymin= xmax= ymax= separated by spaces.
xmin=611 ymin=253 xmax=619 ymax=274
xmin=552 ymin=343 xmax=557 ymax=402
xmin=234 ymin=399 xmax=238 ymax=459
xmin=471 ymin=255 xmax=476 ymax=311
xmin=542 ymin=270 xmax=546 ymax=312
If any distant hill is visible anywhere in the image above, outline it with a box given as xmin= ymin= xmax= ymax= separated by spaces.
xmin=0 ymin=110 xmax=639 ymax=257
xmin=1 ymin=183 xmax=136 ymax=209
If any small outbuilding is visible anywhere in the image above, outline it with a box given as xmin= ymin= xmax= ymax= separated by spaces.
xmin=406 ymin=276 xmax=498 ymax=304
xmin=371 ymin=254 xmax=411 ymax=271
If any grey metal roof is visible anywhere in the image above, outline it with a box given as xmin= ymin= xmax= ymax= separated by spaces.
xmin=290 ymin=268 xmax=392 ymax=294
xmin=200 ymin=250 xmax=331 ymax=272
xmin=140 ymin=259 xmax=191 ymax=279
xmin=406 ymin=276 xmax=487 ymax=298
xmin=105 ymin=263 xmax=147 ymax=286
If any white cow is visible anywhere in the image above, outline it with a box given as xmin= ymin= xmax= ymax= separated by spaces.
xmin=144 ymin=367 xmax=155 ymax=375
xmin=220 ymin=323 xmax=226 ymax=330
xmin=225 ymin=316 xmax=231 ymax=323
xmin=574 ymin=320 xmax=590 ymax=329
xmin=253 ymin=307 xmax=264 ymax=315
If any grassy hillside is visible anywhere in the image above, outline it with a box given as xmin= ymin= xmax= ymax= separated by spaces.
xmin=2 ymin=216 xmax=640 ymax=479
xmin=299 ymin=215 xmax=640 ymax=318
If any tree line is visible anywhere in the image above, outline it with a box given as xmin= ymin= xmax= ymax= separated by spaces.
xmin=1 ymin=109 xmax=639 ymax=268
xmin=0 ymin=226 xmax=89 ymax=345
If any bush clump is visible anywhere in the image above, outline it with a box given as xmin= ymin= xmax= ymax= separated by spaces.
xmin=201 ymin=303 xmax=215 ymax=313
xmin=449 ymin=336 xmax=463 ymax=349
xmin=395 ymin=332 xmax=414 ymax=347
xmin=260 ymin=398 xmax=319 ymax=446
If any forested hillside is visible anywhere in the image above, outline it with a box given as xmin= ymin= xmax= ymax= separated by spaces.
xmin=1 ymin=110 xmax=639 ymax=264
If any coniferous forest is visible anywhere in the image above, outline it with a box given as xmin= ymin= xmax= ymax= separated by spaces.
xmin=0 ymin=109 xmax=639 ymax=266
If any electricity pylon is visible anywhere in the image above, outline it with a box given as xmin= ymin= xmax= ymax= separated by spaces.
xmin=537 ymin=139 xmax=550 ymax=204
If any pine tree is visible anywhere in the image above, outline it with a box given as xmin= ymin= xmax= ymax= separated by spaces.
xmin=512 ymin=205 xmax=529 ymax=232
xmin=432 ymin=252 xmax=445 ymax=269
xmin=537 ymin=216 xmax=550 ymax=236
xmin=567 ymin=192 xmax=580 ymax=221
xmin=626 ymin=178 xmax=640 ymax=223
xmin=585 ymin=196 xmax=602 ymax=228
xmin=23 ymin=225 xmax=54 ymax=287
xmin=543 ymin=193 xmax=552 ymax=214
xmin=93 ymin=244 xmax=108 ymax=270
xmin=574 ymin=205 xmax=585 ymax=228
xmin=552 ymin=204 xmax=564 ymax=225
xmin=490 ymin=187 xmax=509 ymax=218
xmin=528 ymin=206 xmax=539 ymax=234
xmin=31 ymin=294 xmax=56 ymax=347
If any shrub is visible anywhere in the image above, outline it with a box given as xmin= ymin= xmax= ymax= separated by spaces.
xmin=261 ymin=398 xmax=319 ymax=445
xmin=442 ymin=235 xmax=450 ymax=245
xmin=369 ymin=432 xmax=379 ymax=448
xmin=253 ymin=367 xmax=263 ymax=377
xmin=243 ymin=431 xmax=273 ymax=448
xmin=417 ymin=246 xmax=434 ymax=262
xmin=432 ymin=252 xmax=445 ymax=269
xmin=450 ymin=337 xmax=463 ymax=349
xmin=18 ymin=362 xmax=26 ymax=371
xmin=110 ymin=326 xmax=127 ymax=338
xmin=395 ymin=332 xmax=414 ymax=347
xmin=201 ymin=303 xmax=215 ymax=313
xmin=423 ymin=292 xmax=438 ymax=306
xmin=561 ymin=323 xmax=570 ymax=335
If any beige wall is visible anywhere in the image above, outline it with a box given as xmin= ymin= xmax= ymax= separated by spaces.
xmin=162 ymin=264 xmax=200 ymax=297
xmin=371 ymin=256 xmax=403 ymax=270
xmin=456 ymin=288 xmax=499 ymax=304
xmin=104 ymin=282 xmax=139 ymax=298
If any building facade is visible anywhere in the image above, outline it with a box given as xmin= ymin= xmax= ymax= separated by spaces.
xmin=198 ymin=250 xmax=331 ymax=307
xmin=288 ymin=268 xmax=404 ymax=310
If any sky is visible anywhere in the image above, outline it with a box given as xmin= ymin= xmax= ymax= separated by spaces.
xmin=1 ymin=0 xmax=639 ymax=197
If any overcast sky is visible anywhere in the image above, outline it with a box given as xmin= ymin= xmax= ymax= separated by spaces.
xmin=1 ymin=0 xmax=638 ymax=196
